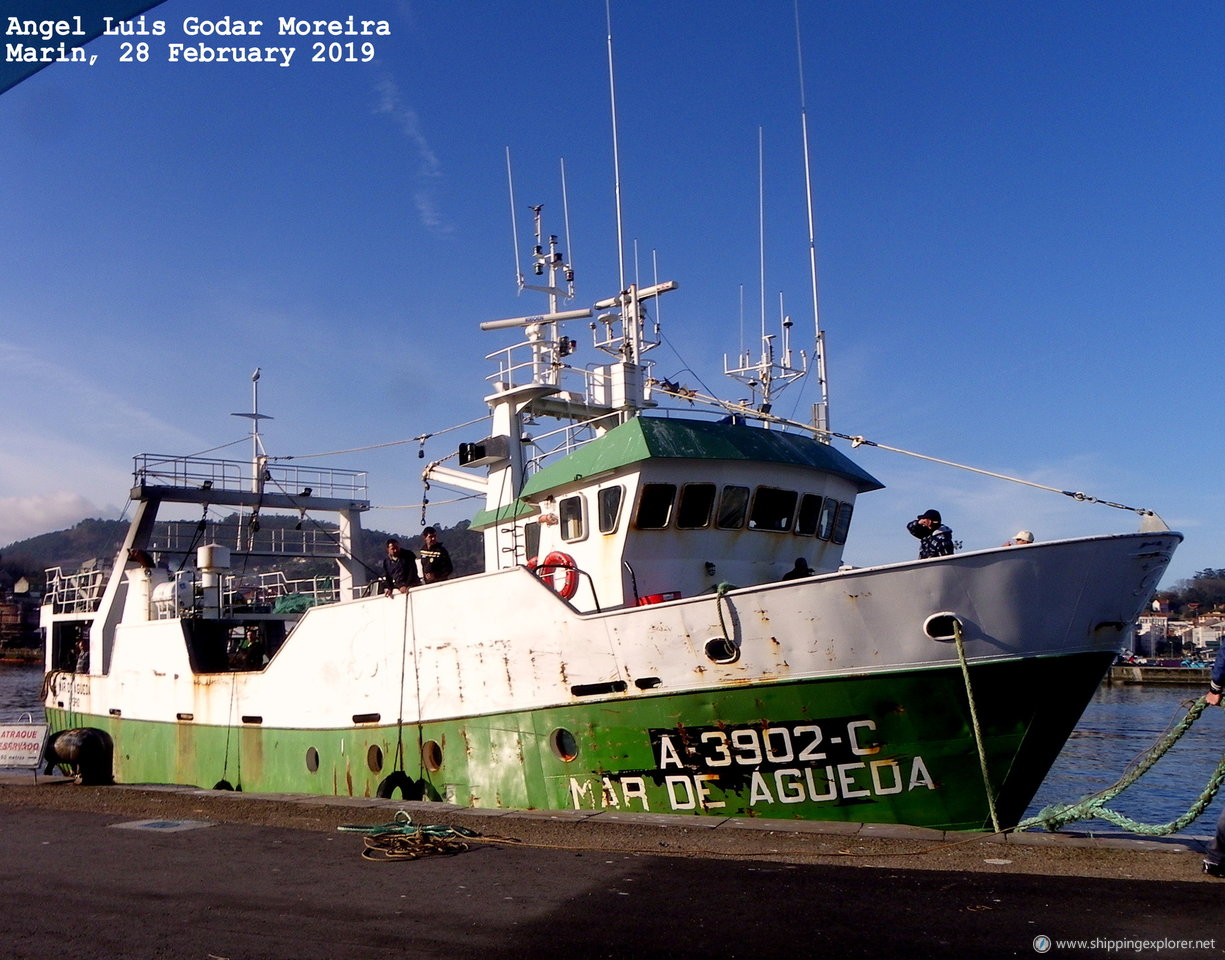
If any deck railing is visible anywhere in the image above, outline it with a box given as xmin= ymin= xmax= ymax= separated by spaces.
xmin=133 ymin=454 xmax=367 ymax=502
xmin=43 ymin=565 xmax=108 ymax=615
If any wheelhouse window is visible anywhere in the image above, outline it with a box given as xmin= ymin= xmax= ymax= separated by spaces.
xmin=676 ymin=483 xmax=716 ymax=529
xmin=748 ymin=487 xmax=798 ymax=532
xmin=795 ymin=494 xmax=823 ymax=537
xmin=559 ymin=495 xmax=584 ymax=541
xmin=523 ymin=520 xmax=541 ymax=560
xmin=597 ymin=486 xmax=623 ymax=534
xmin=831 ymin=501 xmax=854 ymax=545
xmin=635 ymin=483 xmax=676 ymax=529
xmin=716 ymin=485 xmax=749 ymax=529
xmin=816 ymin=498 xmax=837 ymax=540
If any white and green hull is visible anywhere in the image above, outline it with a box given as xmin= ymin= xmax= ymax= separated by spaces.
xmin=46 ymin=531 xmax=1177 ymax=831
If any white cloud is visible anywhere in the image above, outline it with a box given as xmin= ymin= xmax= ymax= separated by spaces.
xmin=0 ymin=341 xmax=207 ymax=542
xmin=0 ymin=492 xmax=112 ymax=547
xmin=373 ymin=75 xmax=448 ymax=231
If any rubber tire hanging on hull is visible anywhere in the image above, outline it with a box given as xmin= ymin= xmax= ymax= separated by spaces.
xmin=377 ymin=771 xmax=424 ymax=800
xmin=42 ymin=728 xmax=114 ymax=785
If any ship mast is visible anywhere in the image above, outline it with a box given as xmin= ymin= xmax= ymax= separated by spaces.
xmin=230 ymin=367 xmax=273 ymax=551
xmin=724 ymin=130 xmax=807 ymax=419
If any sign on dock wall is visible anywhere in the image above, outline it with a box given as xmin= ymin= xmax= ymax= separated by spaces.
xmin=0 ymin=724 xmax=48 ymax=768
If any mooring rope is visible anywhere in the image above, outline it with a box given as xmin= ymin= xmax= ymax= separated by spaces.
xmin=1017 ymin=697 xmax=1225 ymax=835
xmin=338 ymin=811 xmax=519 ymax=861
xmin=713 ymin=581 xmax=733 ymax=641
xmin=952 ymin=620 xmax=1001 ymax=833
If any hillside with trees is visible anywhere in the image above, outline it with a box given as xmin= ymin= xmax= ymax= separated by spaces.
xmin=0 ymin=517 xmax=483 ymax=590
xmin=1158 ymin=569 xmax=1225 ymax=619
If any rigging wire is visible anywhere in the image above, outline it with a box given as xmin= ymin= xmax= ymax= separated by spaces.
xmin=647 ymin=382 xmax=1159 ymax=518
xmin=268 ymin=414 xmax=491 ymax=463
xmin=271 ymin=436 xmax=420 ymax=461
xmin=183 ymin=436 xmax=250 ymax=460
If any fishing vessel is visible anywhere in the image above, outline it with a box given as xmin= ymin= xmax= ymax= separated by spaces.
xmin=36 ymin=19 xmax=1181 ymax=825
xmin=39 ymin=231 xmax=1180 ymax=829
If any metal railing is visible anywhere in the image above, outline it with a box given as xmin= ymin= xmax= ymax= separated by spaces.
xmin=133 ymin=454 xmax=367 ymax=502
xmin=154 ymin=520 xmax=346 ymax=559
xmin=43 ymin=565 xmax=108 ymax=614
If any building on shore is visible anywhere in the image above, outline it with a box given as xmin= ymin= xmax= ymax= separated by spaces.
xmin=0 ymin=576 xmax=41 ymax=653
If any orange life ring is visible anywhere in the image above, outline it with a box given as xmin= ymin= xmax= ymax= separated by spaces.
xmin=538 ymin=551 xmax=579 ymax=600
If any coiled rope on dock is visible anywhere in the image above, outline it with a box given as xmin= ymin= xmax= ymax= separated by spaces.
xmin=338 ymin=810 xmax=520 ymax=862
xmin=1017 ymin=697 xmax=1225 ymax=836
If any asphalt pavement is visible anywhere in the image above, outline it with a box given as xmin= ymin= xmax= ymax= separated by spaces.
xmin=0 ymin=774 xmax=1221 ymax=959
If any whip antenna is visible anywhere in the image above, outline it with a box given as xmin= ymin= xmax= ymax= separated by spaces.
xmin=506 ymin=147 xmax=524 ymax=291
xmin=795 ymin=0 xmax=830 ymax=435
xmin=605 ymin=0 xmax=626 ymax=293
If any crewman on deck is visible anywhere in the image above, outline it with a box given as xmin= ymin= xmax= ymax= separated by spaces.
xmin=419 ymin=527 xmax=454 ymax=583
xmin=382 ymin=538 xmax=421 ymax=596
xmin=906 ymin=509 xmax=955 ymax=559
xmin=782 ymin=557 xmax=814 ymax=580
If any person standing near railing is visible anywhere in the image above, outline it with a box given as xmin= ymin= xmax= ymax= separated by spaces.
xmin=381 ymin=539 xmax=420 ymax=596
xmin=419 ymin=527 xmax=454 ymax=583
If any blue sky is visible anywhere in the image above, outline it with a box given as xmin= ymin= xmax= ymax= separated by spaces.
xmin=1 ymin=0 xmax=1221 ymax=588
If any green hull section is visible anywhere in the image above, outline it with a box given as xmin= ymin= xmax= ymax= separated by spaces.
xmin=47 ymin=651 xmax=1111 ymax=831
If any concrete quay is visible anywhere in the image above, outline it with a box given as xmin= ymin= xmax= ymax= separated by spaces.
xmin=0 ymin=773 xmax=1221 ymax=959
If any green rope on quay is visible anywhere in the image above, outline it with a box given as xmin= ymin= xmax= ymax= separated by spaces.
xmin=1017 ymin=696 xmax=1225 ymax=836
xmin=338 ymin=810 xmax=482 ymax=861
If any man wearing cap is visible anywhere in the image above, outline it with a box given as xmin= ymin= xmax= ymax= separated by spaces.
xmin=906 ymin=509 xmax=955 ymax=559
xmin=1005 ymin=530 xmax=1035 ymax=546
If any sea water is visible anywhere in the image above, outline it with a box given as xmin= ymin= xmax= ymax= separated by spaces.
xmin=1025 ymin=682 xmax=1225 ymax=837
xmin=2 ymin=662 xmax=1221 ymax=835
xmin=0 ymin=662 xmax=43 ymax=726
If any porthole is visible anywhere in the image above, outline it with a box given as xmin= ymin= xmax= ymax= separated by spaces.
xmin=550 ymin=728 xmax=579 ymax=762
xmin=704 ymin=637 xmax=739 ymax=664
xmin=305 ymin=746 xmax=320 ymax=773
xmin=421 ymin=740 xmax=443 ymax=772
xmin=367 ymin=744 xmax=384 ymax=773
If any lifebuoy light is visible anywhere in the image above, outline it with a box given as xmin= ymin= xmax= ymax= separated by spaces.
xmin=537 ymin=551 xmax=579 ymax=600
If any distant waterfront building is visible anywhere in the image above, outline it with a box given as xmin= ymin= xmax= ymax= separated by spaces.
xmin=0 ymin=580 xmax=41 ymax=650
xmin=1136 ymin=612 xmax=1169 ymax=658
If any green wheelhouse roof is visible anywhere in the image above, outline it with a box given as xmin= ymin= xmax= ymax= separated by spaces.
xmin=518 ymin=416 xmax=884 ymax=500
xmin=469 ymin=499 xmax=538 ymax=532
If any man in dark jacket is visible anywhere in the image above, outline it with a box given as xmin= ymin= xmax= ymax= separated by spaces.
xmin=419 ymin=526 xmax=454 ymax=582
xmin=906 ymin=509 xmax=955 ymax=559
xmin=381 ymin=538 xmax=420 ymax=596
